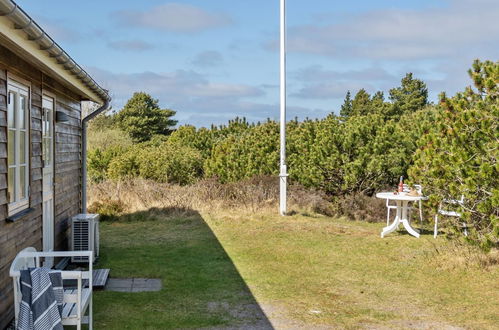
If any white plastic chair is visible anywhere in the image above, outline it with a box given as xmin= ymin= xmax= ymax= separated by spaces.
xmin=434 ymin=195 xmax=465 ymax=238
xmin=409 ymin=184 xmax=424 ymax=225
xmin=386 ymin=184 xmax=424 ymax=226
xmin=9 ymin=247 xmax=93 ymax=330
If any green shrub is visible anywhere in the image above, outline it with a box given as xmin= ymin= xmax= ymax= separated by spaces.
xmin=87 ymin=126 xmax=133 ymax=182
xmin=138 ymin=143 xmax=203 ymax=185
xmin=287 ymin=111 xmax=430 ymax=195
xmin=87 ymin=145 xmax=128 ymax=183
xmin=107 ymin=146 xmax=142 ymax=180
xmin=409 ymin=60 xmax=498 ymax=248
xmin=88 ymin=128 xmax=132 ymax=150
xmin=107 ymin=142 xmax=203 ymax=185
xmin=205 ymin=121 xmax=279 ymax=183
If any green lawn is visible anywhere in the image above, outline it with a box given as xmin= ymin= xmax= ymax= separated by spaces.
xmin=94 ymin=208 xmax=498 ymax=329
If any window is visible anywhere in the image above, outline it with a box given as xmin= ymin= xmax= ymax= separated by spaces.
xmin=7 ymin=80 xmax=30 ymax=215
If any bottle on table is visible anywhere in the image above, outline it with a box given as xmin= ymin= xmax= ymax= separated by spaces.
xmin=398 ymin=176 xmax=404 ymax=193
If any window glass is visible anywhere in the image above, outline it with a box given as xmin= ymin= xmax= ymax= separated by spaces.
xmin=44 ymin=117 xmax=48 ymax=137
xmin=20 ymin=165 xmax=26 ymax=199
xmin=8 ymin=130 xmax=15 ymax=165
xmin=7 ymin=80 xmax=30 ymax=214
xmin=46 ymin=139 xmax=51 ymax=166
xmin=8 ymin=168 xmax=15 ymax=203
xmin=43 ymin=138 xmax=48 ymax=166
xmin=19 ymin=95 xmax=26 ymax=129
xmin=8 ymin=92 xmax=15 ymax=128
xmin=20 ymin=132 xmax=26 ymax=163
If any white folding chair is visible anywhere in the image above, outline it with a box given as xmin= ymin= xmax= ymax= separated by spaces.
xmin=434 ymin=195 xmax=466 ymax=238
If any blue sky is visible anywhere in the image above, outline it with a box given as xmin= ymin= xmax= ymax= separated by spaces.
xmin=16 ymin=0 xmax=499 ymax=127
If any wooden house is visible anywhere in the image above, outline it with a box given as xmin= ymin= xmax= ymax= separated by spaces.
xmin=0 ymin=0 xmax=109 ymax=326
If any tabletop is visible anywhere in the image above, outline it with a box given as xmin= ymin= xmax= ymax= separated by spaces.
xmin=376 ymin=192 xmax=428 ymax=201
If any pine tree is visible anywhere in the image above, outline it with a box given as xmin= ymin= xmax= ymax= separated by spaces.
xmin=389 ymin=73 xmax=428 ymax=115
xmin=409 ymin=60 xmax=498 ymax=247
xmin=371 ymin=91 xmax=384 ymax=103
xmin=116 ymin=92 xmax=177 ymax=142
xmin=340 ymin=91 xmax=353 ymax=117
xmin=351 ymin=89 xmax=371 ymax=116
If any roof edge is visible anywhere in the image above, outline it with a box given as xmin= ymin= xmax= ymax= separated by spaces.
xmin=0 ymin=0 xmax=110 ymax=104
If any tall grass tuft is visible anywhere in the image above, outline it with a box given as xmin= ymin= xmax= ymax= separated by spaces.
xmin=88 ymin=176 xmax=342 ymax=219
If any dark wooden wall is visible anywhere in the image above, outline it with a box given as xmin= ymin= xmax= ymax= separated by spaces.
xmin=0 ymin=44 xmax=83 ymax=329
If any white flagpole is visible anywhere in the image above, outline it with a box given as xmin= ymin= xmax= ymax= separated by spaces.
xmin=279 ymin=0 xmax=287 ymax=216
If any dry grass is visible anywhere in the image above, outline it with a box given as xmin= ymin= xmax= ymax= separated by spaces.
xmin=333 ymin=192 xmax=388 ymax=223
xmin=429 ymin=239 xmax=499 ymax=271
xmin=88 ymin=177 xmax=335 ymax=218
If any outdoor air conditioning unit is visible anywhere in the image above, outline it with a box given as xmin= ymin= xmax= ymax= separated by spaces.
xmin=71 ymin=213 xmax=100 ymax=263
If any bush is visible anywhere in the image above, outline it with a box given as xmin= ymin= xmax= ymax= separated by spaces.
xmin=88 ymin=128 xmax=133 ymax=150
xmin=138 ymin=143 xmax=203 ymax=185
xmin=205 ymin=121 xmax=279 ymax=183
xmin=409 ymin=60 xmax=498 ymax=248
xmin=107 ymin=142 xmax=203 ymax=185
xmin=107 ymin=147 xmax=141 ymax=180
xmin=87 ymin=127 xmax=133 ymax=182
xmin=87 ymin=145 xmax=128 ymax=183
xmin=287 ymin=111 xmax=430 ymax=196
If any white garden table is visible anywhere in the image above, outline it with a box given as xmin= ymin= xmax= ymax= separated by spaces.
xmin=376 ymin=192 xmax=428 ymax=238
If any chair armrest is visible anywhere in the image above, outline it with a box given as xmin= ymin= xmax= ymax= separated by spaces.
xmin=60 ymin=271 xmax=83 ymax=280
xmin=19 ymin=251 xmax=93 ymax=259
xmin=18 ymin=250 xmax=93 ymax=271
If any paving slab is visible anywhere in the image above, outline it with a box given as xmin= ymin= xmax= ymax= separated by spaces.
xmin=132 ymin=278 xmax=162 ymax=291
xmin=106 ymin=278 xmax=133 ymax=289
xmin=105 ymin=278 xmax=161 ymax=292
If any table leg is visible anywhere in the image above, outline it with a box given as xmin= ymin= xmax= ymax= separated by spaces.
xmin=400 ymin=200 xmax=420 ymax=238
xmin=381 ymin=200 xmax=402 ymax=238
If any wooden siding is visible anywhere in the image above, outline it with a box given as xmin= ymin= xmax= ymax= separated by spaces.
xmin=0 ymin=44 xmax=83 ymax=329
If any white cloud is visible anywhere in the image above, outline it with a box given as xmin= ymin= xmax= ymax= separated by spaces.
xmin=293 ymin=65 xmax=395 ymax=82
xmin=113 ymin=3 xmax=232 ymax=33
xmin=291 ymin=81 xmax=374 ymax=100
xmin=289 ymin=65 xmax=399 ymax=100
xmin=266 ymin=0 xmax=499 ymax=60
xmin=107 ymin=40 xmax=154 ymax=51
xmin=88 ymin=68 xmax=263 ymax=102
xmin=85 ymin=67 xmax=327 ymax=127
xmin=86 ymin=67 xmax=272 ymax=126
xmin=191 ymin=51 xmax=224 ymax=67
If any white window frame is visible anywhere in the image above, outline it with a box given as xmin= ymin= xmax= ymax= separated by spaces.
xmin=7 ymin=78 xmax=30 ymax=216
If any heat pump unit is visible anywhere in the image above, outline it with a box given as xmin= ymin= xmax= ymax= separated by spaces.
xmin=71 ymin=213 xmax=99 ymax=263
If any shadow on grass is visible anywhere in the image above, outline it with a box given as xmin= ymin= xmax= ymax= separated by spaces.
xmin=94 ymin=207 xmax=273 ymax=329
xmin=393 ymin=227 xmax=435 ymax=236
